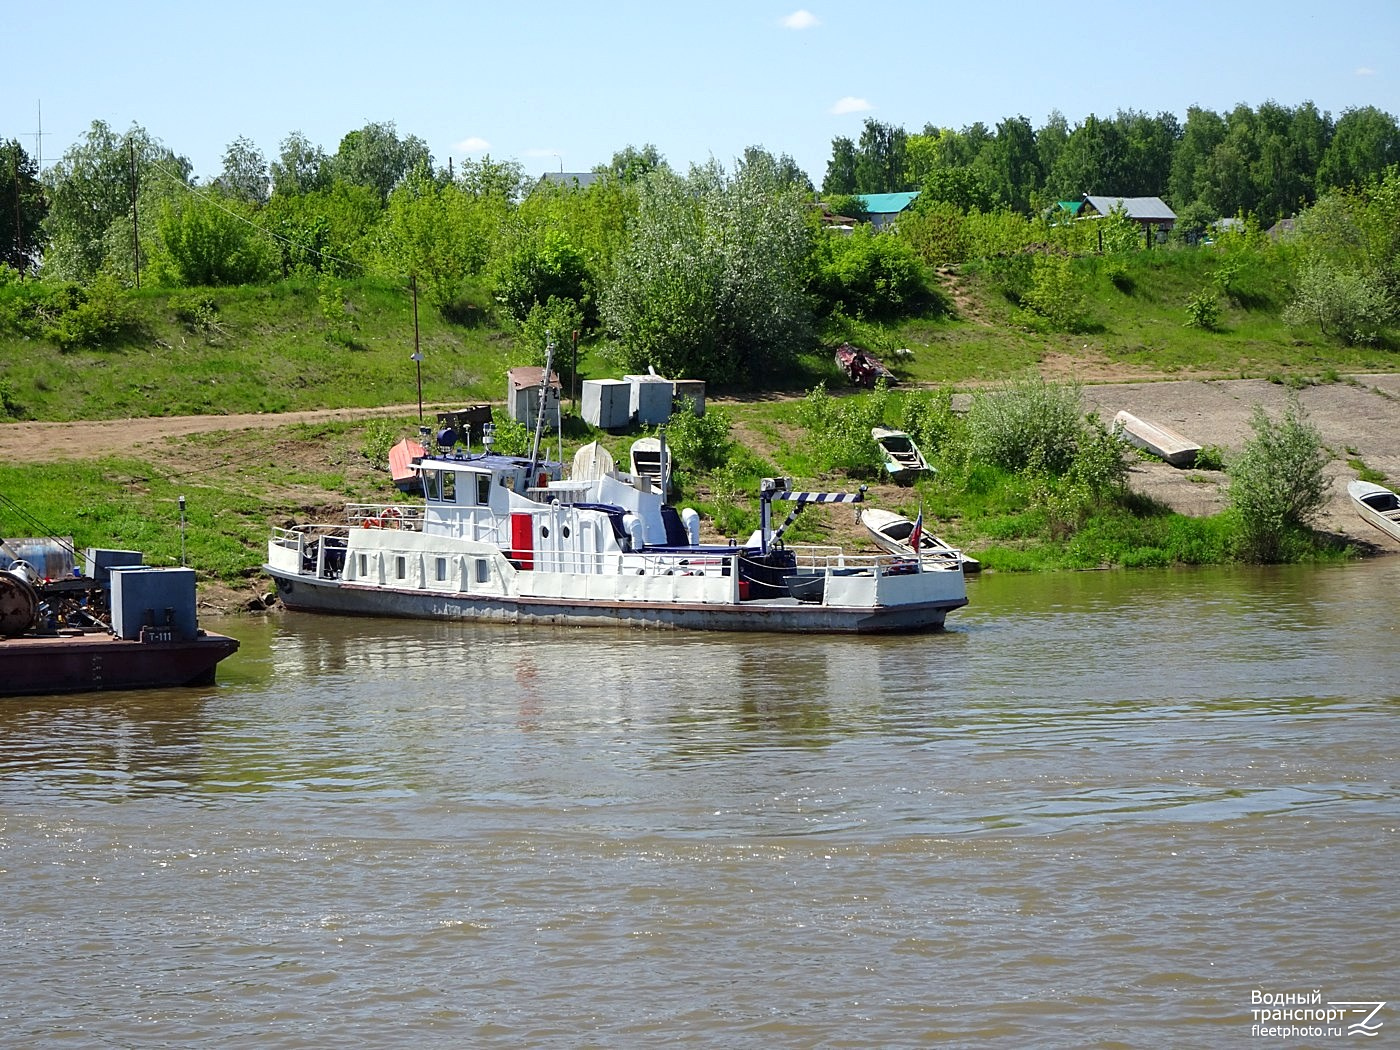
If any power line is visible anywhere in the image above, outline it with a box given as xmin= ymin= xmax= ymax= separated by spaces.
xmin=143 ymin=156 xmax=367 ymax=275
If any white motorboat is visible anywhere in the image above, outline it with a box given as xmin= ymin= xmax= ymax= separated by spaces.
xmin=1348 ymin=479 xmax=1400 ymax=543
xmin=858 ymin=506 xmax=980 ymax=573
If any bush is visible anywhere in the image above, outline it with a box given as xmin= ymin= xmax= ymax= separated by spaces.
xmin=1228 ymin=398 xmax=1331 ymax=562
xmin=810 ymin=225 xmax=937 ymax=321
xmin=1021 ymin=253 xmax=1091 ymax=332
xmin=797 ymin=381 xmax=888 ymax=478
xmin=493 ymin=231 xmax=592 ymax=327
xmin=1185 ymin=288 xmax=1221 ymax=330
xmin=1283 ymin=257 xmax=1395 ymax=345
xmin=964 ymin=375 xmax=1086 ymax=475
xmin=662 ymin=401 xmax=732 ymax=470
xmin=898 ymin=387 xmax=960 ymax=455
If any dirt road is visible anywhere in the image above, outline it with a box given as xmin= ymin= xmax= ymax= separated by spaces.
xmin=4 ymin=377 xmax=1399 ymax=551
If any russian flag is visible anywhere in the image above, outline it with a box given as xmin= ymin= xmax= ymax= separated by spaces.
xmin=910 ymin=506 xmax=923 ymax=552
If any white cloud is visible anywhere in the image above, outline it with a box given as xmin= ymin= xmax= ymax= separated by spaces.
xmin=782 ymin=9 xmax=820 ymax=29
xmin=1355 ymin=66 xmax=1376 ymax=76
xmin=831 ymin=96 xmax=872 ymax=115
xmin=454 ymin=136 xmax=491 ymax=153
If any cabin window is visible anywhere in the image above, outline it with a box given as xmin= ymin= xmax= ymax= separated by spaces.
xmin=442 ymin=472 xmax=456 ymax=502
xmin=435 ymin=557 xmax=448 ymax=582
xmin=476 ymin=474 xmax=491 ymax=506
xmin=475 ymin=559 xmax=490 ymax=584
xmin=357 ymin=553 xmax=368 ymax=577
xmin=423 ymin=471 xmax=438 ymax=501
xmin=395 ymin=556 xmax=407 ymax=580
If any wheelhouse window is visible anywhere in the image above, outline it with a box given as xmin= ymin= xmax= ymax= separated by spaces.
xmin=476 ymin=473 xmax=491 ymax=506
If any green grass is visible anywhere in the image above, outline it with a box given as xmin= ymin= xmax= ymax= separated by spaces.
xmin=1 ymin=248 xmax=1392 ymax=587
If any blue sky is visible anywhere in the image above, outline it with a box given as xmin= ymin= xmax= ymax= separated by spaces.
xmin=7 ymin=0 xmax=1398 ymax=186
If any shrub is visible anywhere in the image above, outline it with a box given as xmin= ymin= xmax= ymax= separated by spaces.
xmin=1228 ymin=398 xmax=1330 ymax=562
xmin=810 ymin=225 xmax=937 ymax=321
xmin=1185 ymin=288 xmax=1221 ymax=330
xmin=662 ymin=401 xmax=732 ymax=470
xmin=493 ymin=231 xmax=593 ymax=327
xmin=797 ymin=381 xmax=888 ymax=478
xmin=1283 ymin=257 xmax=1395 ymax=345
xmin=964 ymin=375 xmax=1085 ymax=475
xmin=1021 ymin=254 xmax=1090 ymax=332
xmin=898 ymin=387 xmax=960 ymax=455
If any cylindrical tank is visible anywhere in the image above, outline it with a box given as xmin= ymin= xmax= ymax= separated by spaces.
xmin=0 ymin=569 xmax=40 ymax=637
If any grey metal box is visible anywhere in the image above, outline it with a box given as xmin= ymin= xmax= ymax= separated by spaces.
xmin=110 ymin=567 xmax=198 ymax=641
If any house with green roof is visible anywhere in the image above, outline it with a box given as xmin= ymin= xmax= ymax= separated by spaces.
xmin=856 ymin=191 xmax=920 ymax=230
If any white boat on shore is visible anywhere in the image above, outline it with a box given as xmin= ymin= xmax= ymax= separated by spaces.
xmin=264 ymin=451 xmax=968 ymax=634
xmin=1347 ymin=479 xmax=1400 ymax=543
xmin=1113 ymin=410 xmax=1201 ymax=467
xmin=629 ymin=436 xmax=673 ymax=494
xmin=857 ymin=507 xmax=980 ymax=573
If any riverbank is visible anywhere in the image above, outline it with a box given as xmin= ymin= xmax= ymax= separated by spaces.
xmin=4 ymin=374 xmax=1398 ymax=616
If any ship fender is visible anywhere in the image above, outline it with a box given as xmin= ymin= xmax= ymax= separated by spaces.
xmin=681 ymin=507 xmax=701 ymax=545
xmin=622 ymin=514 xmax=644 ymax=553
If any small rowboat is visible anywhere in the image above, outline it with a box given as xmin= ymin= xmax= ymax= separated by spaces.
xmin=835 ymin=344 xmax=896 ymax=387
xmin=872 ymin=427 xmax=933 ymax=485
xmin=1348 ymin=479 xmax=1400 ymax=543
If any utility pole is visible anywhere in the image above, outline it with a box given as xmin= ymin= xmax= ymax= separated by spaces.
xmin=129 ymin=140 xmax=140 ymax=289
xmin=411 ymin=275 xmax=423 ymax=421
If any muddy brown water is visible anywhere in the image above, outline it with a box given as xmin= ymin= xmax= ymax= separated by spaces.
xmin=2 ymin=559 xmax=1396 ymax=1047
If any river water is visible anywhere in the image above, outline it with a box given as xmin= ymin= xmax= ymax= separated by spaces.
xmin=2 ymin=559 xmax=1396 ymax=1048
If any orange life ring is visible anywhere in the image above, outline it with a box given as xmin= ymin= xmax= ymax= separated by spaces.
xmin=382 ymin=507 xmax=404 ymax=529
xmin=362 ymin=516 xmax=381 ymax=528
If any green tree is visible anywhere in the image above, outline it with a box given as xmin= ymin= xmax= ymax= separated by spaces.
xmin=0 ymin=139 xmax=46 ymax=273
xmin=1228 ymin=399 xmax=1330 ymax=562
xmin=41 ymin=120 xmax=192 ymax=281
xmin=456 ymin=155 xmax=527 ymax=201
xmin=148 ymin=192 xmax=278 ymax=286
xmin=330 ymin=121 xmax=431 ymax=200
xmin=984 ymin=115 xmax=1041 ymax=214
xmin=1035 ymin=111 xmax=1070 ymax=190
xmin=1317 ymin=105 xmax=1400 ymax=192
xmin=1114 ymin=108 xmax=1179 ymax=196
xmin=373 ymin=172 xmax=496 ymax=309
xmin=1168 ymin=106 xmax=1226 ymax=210
xmin=271 ymin=131 xmax=331 ymax=196
xmin=854 ymin=118 xmax=910 ymax=193
xmin=261 ymin=181 xmax=383 ymax=276
xmin=215 ymin=135 xmax=269 ymax=205
xmin=493 ymin=229 xmax=592 ymax=326
xmin=823 ymin=136 xmax=858 ymax=195
xmin=600 ymin=159 xmax=813 ymax=384
xmin=1045 ymin=114 xmax=1127 ymax=200
xmin=600 ymin=144 xmax=666 ymax=185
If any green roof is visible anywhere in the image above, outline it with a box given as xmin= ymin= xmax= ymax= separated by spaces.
xmin=857 ymin=191 xmax=920 ymax=214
